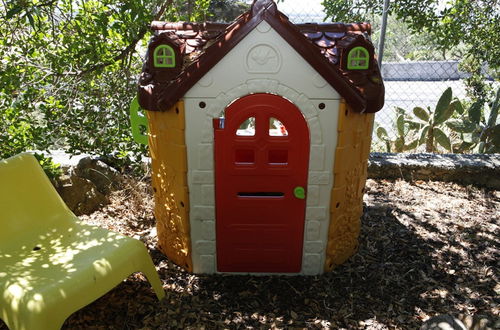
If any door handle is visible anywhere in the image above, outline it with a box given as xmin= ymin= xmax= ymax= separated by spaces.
xmin=294 ymin=186 xmax=306 ymax=199
xmin=213 ymin=117 xmax=225 ymax=130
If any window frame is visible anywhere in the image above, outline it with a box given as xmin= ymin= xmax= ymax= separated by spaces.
xmin=347 ymin=46 xmax=369 ymax=70
xmin=153 ymin=44 xmax=176 ymax=68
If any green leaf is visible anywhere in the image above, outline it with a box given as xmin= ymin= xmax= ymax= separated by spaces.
xmin=433 ymin=87 xmax=453 ymax=124
xmin=26 ymin=12 xmax=35 ymax=29
xmin=395 ymin=137 xmax=404 ymax=152
xmin=396 ymin=114 xmax=405 ymax=137
xmin=406 ymin=120 xmax=423 ymax=130
xmin=376 ymin=126 xmax=389 ymax=140
xmin=446 ymin=119 xmax=476 ymax=133
xmin=454 ymin=99 xmax=465 ymax=115
xmin=6 ymin=6 xmax=23 ymax=19
xmin=413 ymin=106 xmax=429 ymax=122
xmin=468 ymin=101 xmax=482 ymax=124
xmin=395 ymin=107 xmax=407 ymax=116
xmin=435 ymin=98 xmax=456 ymax=125
xmin=433 ymin=127 xmax=452 ymax=151
xmin=384 ymin=141 xmax=392 ymax=153
xmin=419 ymin=125 xmax=430 ymax=145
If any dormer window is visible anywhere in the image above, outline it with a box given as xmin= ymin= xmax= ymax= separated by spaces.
xmin=154 ymin=45 xmax=176 ymax=68
xmin=347 ymin=46 xmax=369 ymax=70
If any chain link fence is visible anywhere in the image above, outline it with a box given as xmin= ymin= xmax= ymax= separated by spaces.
xmin=275 ymin=0 xmax=496 ymax=153
xmin=375 ymin=63 xmax=469 ymax=152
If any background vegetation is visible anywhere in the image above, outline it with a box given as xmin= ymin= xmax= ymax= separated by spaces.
xmin=1 ymin=0 xmax=499 ymax=173
xmin=322 ymin=0 xmax=499 ymax=153
xmin=322 ymin=0 xmax=500 ymax=70
xmin=0 ymin=0 xmax=248 ymax=171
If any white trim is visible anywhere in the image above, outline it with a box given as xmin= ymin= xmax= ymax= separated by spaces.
xmin=183 ymin=21 xmax=340 ymax=274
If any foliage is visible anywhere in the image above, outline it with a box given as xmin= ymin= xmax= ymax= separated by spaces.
xmin=458 ymin=55 xmax=495 ymax=105
xmin=33 ymin=153 xmax=63 ymax=180
xmin=409 ymin=87 xmax=458 ymax=152
xmin=447 ymin=88 xmax=500 ymax=153
xmin=322 ymin=0 xmax=499 ymax=107
xmin=376 ymin=88 xmax=458 ymax=153
xmin=168 ymin=0 xmax=210 ymax=21
xmin=322 ymin=0 xmax=500 ymax=70
xmin=375 ymin=87 xmax=500 ymax=154
xmin=162 ymin=0 xmax=247 ymax=22
xmin=367 ymin=14 xmax=465 ymax=62
xmin=0 ymin=96 xmax=39 ymax=159
xmin=208 ymin=0 xmax=249 ymax=22
xmin=375 ymin=108 xmax=419 ymax=152
xmin=329 ymin=1 xmax=499 ymax=154
xmin=0 ymin=0 xmax=167 ymax=171
xmin=1 ymin=0 xmax=239 ymax=173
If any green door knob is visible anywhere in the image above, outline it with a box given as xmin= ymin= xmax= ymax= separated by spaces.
xmin=294 ymin=186 xmax=306 ymax=199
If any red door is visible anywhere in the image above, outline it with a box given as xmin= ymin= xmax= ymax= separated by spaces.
xmin=214 ymin=93 xmax=310 ymax=272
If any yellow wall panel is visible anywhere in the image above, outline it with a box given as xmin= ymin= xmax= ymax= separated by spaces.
xmin=166 ymin=128 xmax=186 ymax=145
xmin=163 ymin=104 xmax=186 ymax=130
xmin=164 ymin=144 xmax=188 ymax=171
xmin=325 ymin=100 xmax=375 ymax=271
xmin=146 ymin=101 xmax=193 ymax=272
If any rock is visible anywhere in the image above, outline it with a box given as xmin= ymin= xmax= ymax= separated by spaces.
xmin=56 ymin=173 xmax=108 ymax=215
xmin=75 ymin=157 xmax=123 ymax=194
xmin=421 ymin=314 xmax=497 ymax=330
xmin=421 ymin=315 xmax=467 ymax=330
xmin=458 ymin=314 xmax=497 ymax=330
xmin=368 ymin=153 xmax=500 ymax=190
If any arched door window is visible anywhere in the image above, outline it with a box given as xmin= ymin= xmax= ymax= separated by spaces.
xmin=347 ymin=46 xmax=369 ymax=70
xmin=153 ymin=45 xmax=175 ymax=68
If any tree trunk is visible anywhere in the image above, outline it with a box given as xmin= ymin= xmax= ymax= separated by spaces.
xmin=426 ymin=126 xmax=434 ymax=152
xmin=187 ymin=0 xmax=193 ymax=20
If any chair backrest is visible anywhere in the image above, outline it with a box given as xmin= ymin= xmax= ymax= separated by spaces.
xmin=0 ymin=153 xmax=74 ymax=242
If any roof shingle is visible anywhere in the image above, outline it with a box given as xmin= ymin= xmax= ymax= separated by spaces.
xmin=138 ymin=0 xmax=384 ymax=113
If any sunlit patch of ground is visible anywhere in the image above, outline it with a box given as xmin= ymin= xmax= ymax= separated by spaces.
xmin=2 ymin=178 xmax=497 ymax=329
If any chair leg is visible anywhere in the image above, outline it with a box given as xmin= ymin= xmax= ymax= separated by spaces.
xmin=138 ymin=254 xmax=165 ymax=300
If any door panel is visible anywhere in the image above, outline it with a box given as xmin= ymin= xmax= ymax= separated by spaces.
xmin=214 ymin=93 xmax=310 ymax=273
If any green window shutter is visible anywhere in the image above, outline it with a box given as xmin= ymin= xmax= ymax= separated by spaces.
xmin=347 ymin=46 xmax=369 ymax=70
xmin=153 ymin=45 xmax=175 ymax=68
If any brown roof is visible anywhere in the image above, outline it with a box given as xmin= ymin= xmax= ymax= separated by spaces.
xmin=138 ymin=0 xmax=384 ymax=113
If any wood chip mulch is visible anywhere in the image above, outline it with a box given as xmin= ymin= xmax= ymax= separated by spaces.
xmin=1 ymin=178 xmax=498 ymax=329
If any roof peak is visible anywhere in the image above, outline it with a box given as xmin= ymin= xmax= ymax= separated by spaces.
xmin=251 ymin=0 xmax=277 ymax=16
xmin=139 ymin=0 xmax=384 ymax=113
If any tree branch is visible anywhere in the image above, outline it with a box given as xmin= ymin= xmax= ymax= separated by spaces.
xmin=77 ymin=0 xmax=173 ymax=76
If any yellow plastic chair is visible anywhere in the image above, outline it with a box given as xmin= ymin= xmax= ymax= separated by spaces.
xmin=0 ymin=153 xmax=165 ymax=330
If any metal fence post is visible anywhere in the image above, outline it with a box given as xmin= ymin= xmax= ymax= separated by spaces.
xmin=377 ymin=0 xmax=390 ymax=68
xmin=276 ymin=0 xmax=477 ymax=153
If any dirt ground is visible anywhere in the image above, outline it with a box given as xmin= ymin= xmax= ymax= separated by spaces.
xmin=2 ymin=178 xmax=498 ymax=329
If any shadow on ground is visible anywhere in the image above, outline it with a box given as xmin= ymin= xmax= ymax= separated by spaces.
xmin=1 ymin=180 xmax=497 ymax=329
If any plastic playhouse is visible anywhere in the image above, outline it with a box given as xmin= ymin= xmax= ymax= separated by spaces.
xmin=135 ymin=0 xmax=384 ymax=274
